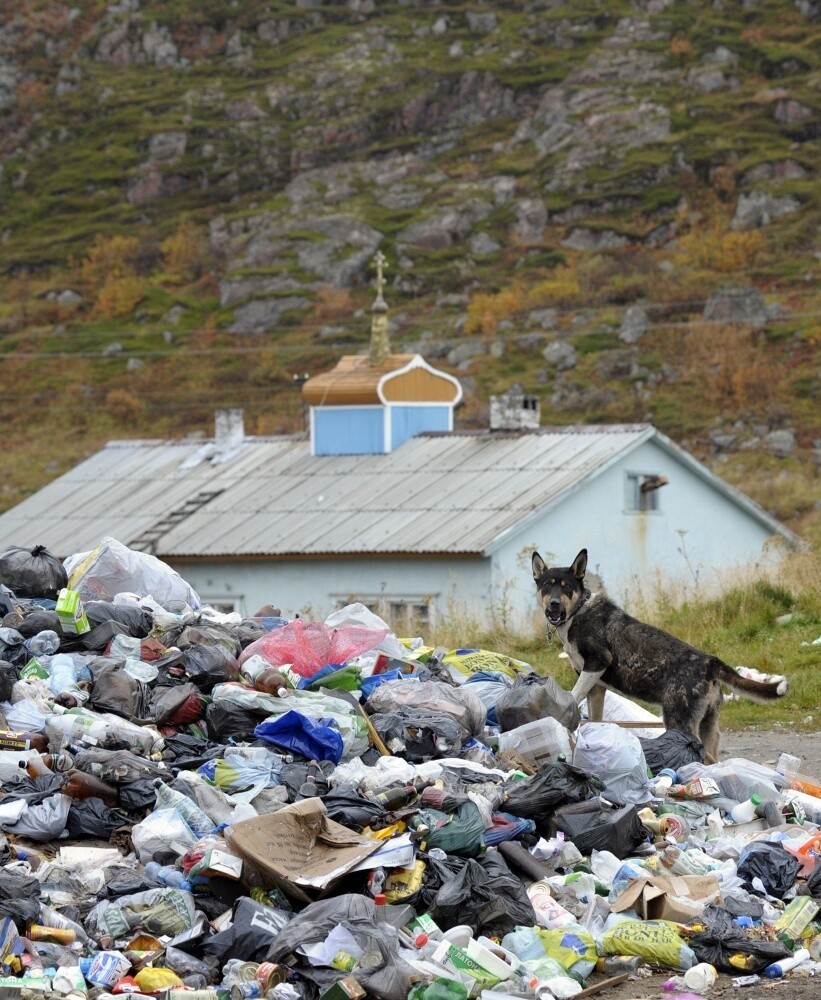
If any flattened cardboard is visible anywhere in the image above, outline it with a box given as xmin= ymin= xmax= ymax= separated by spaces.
xmin=611 ymin=872 xmax=720 ymax=922
xmin=226 ymin=798 xmax=380 ymax=903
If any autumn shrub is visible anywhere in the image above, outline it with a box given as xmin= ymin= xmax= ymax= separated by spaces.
xmin=95 ymin=276 xmax=147 ymax=318
xmin=676 ymin=225 xmax=767 ymax=272
xmin=465 ymin=285 xmax=526 ymax=336
xmin=104 ymin=388 xmax=144 ymax=420
xmin=161 ymin=219 xmax=210 ymax=283
xmin=526 ymin=268 xmax=582 ymax=310
xmin=80 ymin=234 xmax=142 ymax=290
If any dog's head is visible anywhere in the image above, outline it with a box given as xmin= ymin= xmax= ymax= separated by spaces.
xmin=532 ymin=548 xmax=587 ymax=626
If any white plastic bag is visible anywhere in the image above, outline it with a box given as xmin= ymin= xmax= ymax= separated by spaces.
xmin=573 ymin=723 xmax=654 ymax=805
xmin=66 ymin=536 xmax=201 ymax=610
xmin=131 ymin=807 xmax=198 ymax=863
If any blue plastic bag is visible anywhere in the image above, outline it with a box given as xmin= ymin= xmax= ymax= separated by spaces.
xmin=254 ymin=710 xmax=344 ymax=764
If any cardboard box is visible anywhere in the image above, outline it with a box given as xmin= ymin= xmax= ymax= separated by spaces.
xmin=226 ymin=798 xmax=381 ymax=904
xmin=55 ymin=587 xmax=90 ymax=634
xmin=318 ymin=977 xmax=366 ymax=1000
xmin=610 ymin=872 xmax=720 ymax=922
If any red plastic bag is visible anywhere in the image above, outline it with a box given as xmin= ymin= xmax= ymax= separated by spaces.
xmin=239 ymin=618 xmax=388 ymax=678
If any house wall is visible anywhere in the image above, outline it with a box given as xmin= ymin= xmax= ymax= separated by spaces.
xmin=490 ymin=438 xmax=784 ymax=629
xmin=389 ymin=404 xmax=452 ymax=451
xmin=312 ymin=406 xmax=384 ymax=455
xmin=172 ymin=555 xmax=491 ymax=627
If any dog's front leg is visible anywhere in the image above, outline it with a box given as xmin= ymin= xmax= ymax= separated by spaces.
xmin=570 ymin=668 xmax=606 ymax=706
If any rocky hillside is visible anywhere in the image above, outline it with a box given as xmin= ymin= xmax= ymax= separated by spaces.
xmin=0 ymin=1 xmax=818 ymax=542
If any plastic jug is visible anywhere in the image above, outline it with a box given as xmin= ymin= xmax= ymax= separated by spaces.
xmin=497 ymin=718 xmax=571 ymax=767
xmin=727 ymin=794 xmax=762 ymax=824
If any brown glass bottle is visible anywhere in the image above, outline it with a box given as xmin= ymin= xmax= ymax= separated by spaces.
xmin=254 ymin=668 xmax=291 ymax=696
xmin=61 ymin=768 xmax=119 ymax=807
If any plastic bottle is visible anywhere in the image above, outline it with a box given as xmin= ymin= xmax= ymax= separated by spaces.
xmin=728 ymin=793 xmax=762 ymax=824
xmin=763 ymin=948 xmax=810 ymax=978
xmin=153 ymin=779 xmax=214 ymax=837
xmin=596 ymin=956 xmax=644 ymax=975
xmin=653 ymin=769 xmax=677 ymax=796
xmin=145 ymin=861 xmax=192 ymax=891
xmin=23 ymin=630 xmax=60 ymax=657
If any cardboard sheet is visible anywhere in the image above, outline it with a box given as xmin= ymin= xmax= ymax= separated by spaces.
xmin=226 ymin=798 xmax=381 ymax=903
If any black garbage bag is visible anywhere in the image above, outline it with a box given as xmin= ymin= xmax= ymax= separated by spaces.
xmin=0 ymin=583 xmax=13 ymax=618
xmin=234 ymin=618 xmax=267 ymax=649
xmin=280 ymin=760 xmax=335 ymax=801
xmin=551 ymin=799 xmax=648 ymax=859
xmin=86 ymin=601 xmax=152 ymax=636
xmin=690 ymin=903 xmax=790 ymax=972
xmin=162 ymin=619 xmax=241 ymax=657
xmin=0 ymin=545 xmax=67 ymax=600
xmin=205 ymin=702 xmax=261 ymax=743
xmin=640 ymin=729 xmax=704 ymax=773
xmin=10 ymin=609 xmax=62 ymax=639
xmin=65 ymin=798 xmax=131 ymax=838
xmin=322 ymin=787 xmax=386 ymax=831
xmin=88 ymin=659 xmax=151 ymax=719
xmin=182 ymin=643 xmax=239 ymax=692
xmin=119 ymin=779 xmax=161 ymax=814
xmin=429 ymin=852 xmax=537 ymax=937
xmin=369 ymin=708 xmax=466 ymax=762
xmin=502 ymin=760 xmax=604 ymax=828
xmin=412 ymin=851 xmax=466 ymax=912
xmin=496 ymin=673 xmax=581 ymax=732
xmin=202 ymin=897 xmax=291 ymax=964
xmin=737 ymin=841 xmax=801 ymax=899
xmin=151 ymin=683 xmax=204 ymax=725
xmin=0 ymin=660 xmax=18 ymax=702
xmin=0 ymin=868 xmax=42 ymax=930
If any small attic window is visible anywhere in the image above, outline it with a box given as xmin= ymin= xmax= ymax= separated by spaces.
xmin=626 ymin=472 xmax=668 ymax=512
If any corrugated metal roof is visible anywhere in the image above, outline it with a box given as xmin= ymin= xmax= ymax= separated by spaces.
xmin=0 ymin=424 xmax=799 ymax=559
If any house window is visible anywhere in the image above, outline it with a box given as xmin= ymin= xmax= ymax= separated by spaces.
xmin=203 ymin=596 xmax=244 ymax=614
xmin=334 ymin=595 xmax=434 ymax=634
xmin=626 ymin=473 xmax=668 ymax=512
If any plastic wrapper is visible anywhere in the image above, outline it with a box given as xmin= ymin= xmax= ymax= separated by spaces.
xmin=239 ymin=617 xmax=388 ymax=678
xmin=198 ymin=748 xmax=285 ymax=801
xmin=496 ymin=673 xmax=581 ymax=732
xmin=689 ymin=903 xmax=791 ymax=972
xmin=0 ymin=544 xmax=67 ymax=600
xmin=462 ymin=671 xmax=512 ymax=726
xmin=640 ymin=729 xmax=704 ymax=773
xmin=67 ymin=536 xmax=201 ymax=609
xmin=736 ymin=841 xmax=801 ymax=899
xmin=429 ymin=852 xmax=537 ymax=937
xmin=572 ymin=723 xmax=654 ymax=805
xmin=366 ymin=680 xmax=486 ymax=737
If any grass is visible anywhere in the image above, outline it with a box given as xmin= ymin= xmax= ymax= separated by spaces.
xmin=423 ymin=547 xmax=821 ymax=733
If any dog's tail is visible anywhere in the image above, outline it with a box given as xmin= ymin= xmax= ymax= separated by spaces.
xmin=719 ymin=662 xmax=788 ymax=701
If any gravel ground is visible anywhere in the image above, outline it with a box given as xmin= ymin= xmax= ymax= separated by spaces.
xmin=589 ymin=726 xmax=821 ymax=1000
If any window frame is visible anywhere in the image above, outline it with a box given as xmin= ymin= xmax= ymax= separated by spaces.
xmin=625 ymin=471 xmax=663 ymax=513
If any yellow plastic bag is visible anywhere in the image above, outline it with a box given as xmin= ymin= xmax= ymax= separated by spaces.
xmin=134 ymin=967 xmax=185 ymax=991
xmin=601 ymin=919 xmax=694 ymax=970
xmin=535 ymin=925 xmax=598 ymax=973
xmin=441 ymin=648 xmax=533 ymax=682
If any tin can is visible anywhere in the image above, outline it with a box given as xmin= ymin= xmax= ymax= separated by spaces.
xmin=231 ymin=983 xmax=262 ymax=1000
xmin=26 ymin=924 xmax=76 ymax=944
xmin=236 ymin=963 xmax=260 ymax=983
xmin=732 ymin=975 xmax=760 ymax=987
xmin=255 ymin=963 xmax=287 ymax=991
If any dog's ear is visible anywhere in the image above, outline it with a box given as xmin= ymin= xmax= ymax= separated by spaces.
xmin=532 ymin=552 xmax=547 ymax=582
xmin=571 ymin=548 xmax=588 ymax=580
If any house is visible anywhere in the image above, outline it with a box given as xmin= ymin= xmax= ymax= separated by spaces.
xmin=0 ymin=266 xmax=800 ymax=630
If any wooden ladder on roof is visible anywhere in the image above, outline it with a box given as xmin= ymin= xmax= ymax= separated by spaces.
xmin=129 ymin=488 xmax=226 ymax=555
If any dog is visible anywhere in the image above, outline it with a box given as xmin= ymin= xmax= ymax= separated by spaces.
xmin=532 ymin=548 xmax=788 ymax=762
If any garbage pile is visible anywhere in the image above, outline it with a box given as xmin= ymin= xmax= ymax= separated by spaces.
xmin=0 ymin=539 xmax=820 ymax=1000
